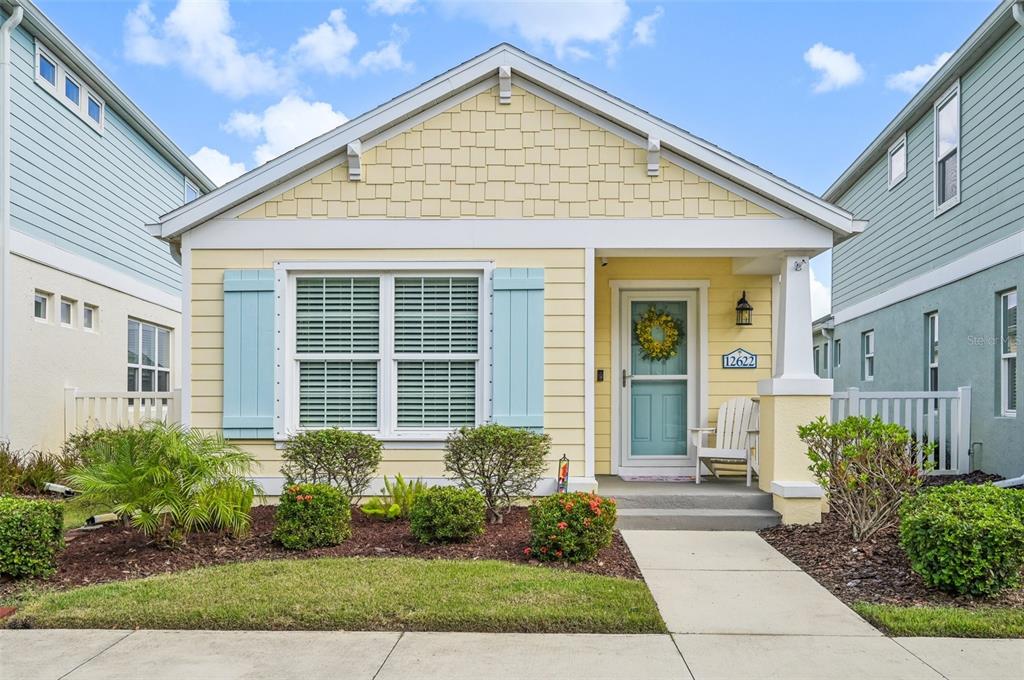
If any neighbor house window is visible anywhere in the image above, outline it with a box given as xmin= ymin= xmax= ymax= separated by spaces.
xmin=34 ymin=40 xmax=104 ymax=132
xmin=834 ymin=339 xmax=842 ymax=368
xmin=33 ymin=291 xmax=50 ymax=320
xmin=814 ymin=346 xmax=821 ymax=376
xmin=83 ymin=304 xmax=97 ymax=330
xmin=862 ymin=330 xmax=875 ymax=381
xmin=184 ymin=180 xmax=199 ymax=203
xmin=292 ymin=271 xmax=483 ymax=436
xmin=822 ymin=343 xmax=830 ymax=378
xmin=927 ymin=312 xmax=939 ymax=391
xmin=1001 ymin=290 xmax=1017 ymax=416
xmin=934 ymin=83 xmax=960 ymax=212
xmin=60 ymin=298 xmax=74 ymax=327
xmin=128 ymin=319 xmax=171 ymax=392
xmin=888 ymin=134 xmax=907 ymax=188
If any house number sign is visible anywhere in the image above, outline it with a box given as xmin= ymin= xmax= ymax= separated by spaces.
xmin=722 ymin=348 xmax=757 ymax=369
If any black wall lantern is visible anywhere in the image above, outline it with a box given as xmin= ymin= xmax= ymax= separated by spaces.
xmin=735 ymin=291 xmax=753 ymax=326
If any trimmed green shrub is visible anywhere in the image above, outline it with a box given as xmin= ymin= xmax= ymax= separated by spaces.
xmin=899 ymin=483 xmax=1024 ymax=596
xmin=444 ymin=424 xmax=549 ymax=522
xmin=799 ymin=415 xmax=927 ymax=541
xmin=0 ymin=496 xmax=64 ymax=578
xmin=281 ymin=429 xmax=382 ymax=501
xmin=410 ymin=486 xmax=486 ymax=544
xmin=272 ymin=483 xmax=351 ymax=550
xmin=67 ymin=423 xmax=260 ymax=545
xmin=361 ymin=474 xmax=427 ymax=521
xmin=528 ymin=492 xmax=617 ymax=563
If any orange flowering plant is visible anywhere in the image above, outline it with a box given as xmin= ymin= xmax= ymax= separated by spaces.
xmin=527 ymin=491 xmax=617 ymax=563
xmin=272 ymin=482 xmax=351 ymax=550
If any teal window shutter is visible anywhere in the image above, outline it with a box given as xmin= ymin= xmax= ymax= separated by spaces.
xmin=223 ymin=270 xmax=275 ymax=438
xmin=491 ymin=268 xmax=544 ymax=430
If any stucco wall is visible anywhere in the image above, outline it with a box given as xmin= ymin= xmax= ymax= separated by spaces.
xmin=190 ymin=248 xmax=586 ymax=481
xmin=238 ymin=86 xmax=778 ymax=221
xmin=9 ymin=254 xmax=181 ymax=452
xmin=594 ymin=257 xmax=773 ymax=474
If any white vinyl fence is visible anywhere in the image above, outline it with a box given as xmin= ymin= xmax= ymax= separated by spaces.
xmin=830 ymin=387 xmax=971 ymax=475
xmin=64 ymin=388 xmax=181 ymax=438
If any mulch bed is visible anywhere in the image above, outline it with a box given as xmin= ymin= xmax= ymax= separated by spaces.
xmin=759 ymin=471 xmax=1024 ymax=609
xmin=0 ymin=507 xmax=641 ymax=600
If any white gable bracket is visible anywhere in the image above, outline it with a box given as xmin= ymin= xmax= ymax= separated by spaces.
xmin=347 ymin=141 xmax=362 ymax=181
xmin=647 ymin=137 xmax=660 ymax=176
xmin=498 ymin=65 xmax=512 ymax=104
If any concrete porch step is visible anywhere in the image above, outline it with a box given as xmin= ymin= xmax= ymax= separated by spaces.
xmin=616 ymin=508 xmax=782 ymax=531
xmin=612 ymin=487 xmax=774 ymax=511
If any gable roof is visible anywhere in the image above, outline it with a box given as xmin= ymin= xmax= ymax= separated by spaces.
xmin=2 ymin=0 xmax=215 ymax=193
xmin=153 ymin=43 xmax=860 ymax=240
xmin=824 ymin=0 xmax=1020 ymax=202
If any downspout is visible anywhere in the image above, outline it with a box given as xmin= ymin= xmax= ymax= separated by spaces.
xmin=0 ymin=3 xmax=23 ymax=442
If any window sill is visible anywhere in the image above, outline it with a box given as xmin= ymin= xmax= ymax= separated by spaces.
xmin=274 ymin=437 xmax=449 ymax=450
xmin=934 ymin=196 xmax=960 ymax=217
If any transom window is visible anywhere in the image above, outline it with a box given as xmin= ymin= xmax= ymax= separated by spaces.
xmin=33 ymin=291 xmax=49 ymax=320
xmin=1001 ymin=290 xmax=1017 ymax=417
xmin=291 ymin=271 xmax=483 ymax=437
xmin=128 ymin=319 xmax=171 ymax=393
xmin=934 ymin=83 xmax=960 ymax=212
xmin=888 ymin=134 xmax=907 ymax=188
xmin=34 ymin=41 xmax=104 ymax=132
xmin=862 ymin=330 xmax=875 ymax=382
xmin=60 ymin=297 xmax=74 ymax=327
xmin=83 ymin=304 xmax=97 ymax=330
xmin=927 ymin=312 xmax=938 ymax=392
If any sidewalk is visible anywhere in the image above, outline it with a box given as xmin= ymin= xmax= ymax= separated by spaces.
xmin=2 ymin=531 xmax=1021 ymax=680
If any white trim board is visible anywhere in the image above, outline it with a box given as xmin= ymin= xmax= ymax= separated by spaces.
xmin=155 ymin=44 xmax=858 ymax=239
xmin=833 ymin=231 xmax=1024 ymax=324
xmin=10 ymin=230 xmax=181 ymax=312
xmin=189 ymin=218 xmax=833 ymax=252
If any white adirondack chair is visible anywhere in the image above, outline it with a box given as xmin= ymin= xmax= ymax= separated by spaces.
xmin=689 ymin=397 xmax=759 ymax=486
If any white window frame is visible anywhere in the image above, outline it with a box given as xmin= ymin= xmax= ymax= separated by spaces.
xmin=59 ymin=297 xmax=75 ymax=328
xmin=822 ymin=342 xmax=830 ymax=379
xmin=276 ymin=261 xmax=493 ymax=442
xmin=887 ymin=133 xmax=907 ymax=189
xmin=813 ymin=346 xmax=821 ymax=377
xmin=83 ymin=303 xmax=97 ymax=331
xmin=128 ymin=318 xmax=172 ymax=393
xmin=834 ymin=339 xmax=841 ymax=368
xmin=862 ymin=330 xmax=875 ymax=382
xmin=184 ymin=180 xmax=199 ymax=204
xmin=927 ymin=311 xmax=938 ymax=391
xmin=33 ymin=290 xmax=50 ymax=321
xmin=933 ymin=81 xmax=960 ymax=215
xmin=34 ymin=40 xmax=104 ymax=133
xmin=1000 ymin=289 xmax=1017 ymax=417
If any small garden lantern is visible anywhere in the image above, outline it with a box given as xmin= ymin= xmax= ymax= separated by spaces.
xmin=557 ymin=454 xmax=570 ymax=493
xmin=735 ymin=291 xmax=753 ymax=326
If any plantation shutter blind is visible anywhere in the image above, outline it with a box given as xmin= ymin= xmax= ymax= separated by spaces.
xmin=222 ymin=270 xmax=275 ymax=439
xmin=296 ymin=277 xmax=380 ymax=428
xmin=491 ymin=268 xmax=544 ymax=430
xmin=395 ymin=276 xmax=479 ymax=428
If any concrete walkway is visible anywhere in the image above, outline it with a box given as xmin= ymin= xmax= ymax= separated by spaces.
xmin=2 ymin=531 xmax=1021 ymax=679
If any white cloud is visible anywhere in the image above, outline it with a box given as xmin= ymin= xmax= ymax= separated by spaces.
xmin=291 ymin=9 xmax=409 ymax=76
xmin=632 ymin=6 xmax=663 ymax=46
xmin=442 ymin=0 xmax=630 ymax=59
xmin=886 ymin=52 xmax=952 ymax=94
xmin=810 ymin=265 xmax=831 ymax=320
xmin=803 ymin=43 xmax=864 ymax=93
xmin=124 ymin=0 xmax=289 ymax=98
xmin=190 ymin=146 xmax=246 ymax=186
xmin=368 ymin=0 xmax=417 ymax=15
xmin=225 ymin=95 xmax=348 ymax=166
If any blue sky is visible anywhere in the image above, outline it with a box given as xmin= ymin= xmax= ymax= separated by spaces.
xmin=38 ymin=0 xmax=999 ymax=314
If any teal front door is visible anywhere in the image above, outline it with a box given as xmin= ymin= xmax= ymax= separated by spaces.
xmin=620 ymin=292 xmax=697 ymax=469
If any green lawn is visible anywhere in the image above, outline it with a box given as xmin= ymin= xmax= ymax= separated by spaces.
xmin=61 ymin=497 xmax=109 ymax=530
xmin=854 ymin=602 xmax=1024 ymax=638
xmin=9 ymin=557 xmax=666 ymax=633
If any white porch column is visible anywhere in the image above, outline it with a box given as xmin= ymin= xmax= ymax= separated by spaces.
xmin=757 ymin=254 xmax=831 ymax=524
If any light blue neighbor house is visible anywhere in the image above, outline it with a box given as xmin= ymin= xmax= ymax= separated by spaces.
xmin=815 ymin=0 xmax=1022 ymax=478
xmin=0 ymin=0 xmax=214 ymax=453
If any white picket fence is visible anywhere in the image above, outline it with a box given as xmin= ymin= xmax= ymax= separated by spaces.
xmin=64 ymin=388 xmax=182 ymax=438
xmin=830 ymin=387 xmax=971 ymax=475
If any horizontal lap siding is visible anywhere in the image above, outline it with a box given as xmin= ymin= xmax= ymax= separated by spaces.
xmin=191 ymin=248 xmax=585 ymax=479
xmin=8 ymin=21 xmax=186 ymax=294
xmin=833 ymin=24 xmax=1024 ymax=311
xmin=594 ymin=257 xmax=772 ymax=475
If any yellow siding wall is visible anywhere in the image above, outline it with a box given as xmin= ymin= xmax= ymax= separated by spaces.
xmin=239 ymin=86 xmax=778 ymax=221
xmin=191 ymin=248 xmax=585 ymax=479
xmin=594 ymin=258 xmax=773 ymax=475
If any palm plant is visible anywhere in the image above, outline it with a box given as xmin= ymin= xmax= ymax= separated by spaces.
xmin=67 ymin=423 xmax=261 ymax=545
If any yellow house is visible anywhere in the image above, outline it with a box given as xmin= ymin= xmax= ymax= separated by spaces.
xmin=151 ymin=45 xmax=863 ymax=524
